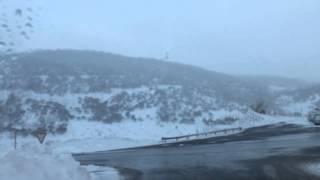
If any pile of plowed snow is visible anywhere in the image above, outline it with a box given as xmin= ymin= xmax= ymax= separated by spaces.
xmin=303 ymin=163 xmax=320 ymax=177
xmin=0 ymin=146 xmax=120 ymax=180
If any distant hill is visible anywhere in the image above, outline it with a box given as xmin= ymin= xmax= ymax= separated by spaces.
xmin=0 ymin=50 xmax=274 ymax=104
xmin=0 ymin=50 xmax=315 ymax=134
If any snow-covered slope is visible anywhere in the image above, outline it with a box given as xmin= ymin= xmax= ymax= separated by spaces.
xmin=0 ymin=50 xmax=272 ymax=134
xmin=0 ymin=49 xmax=316 ymax=154
xmin=0 ymin=146 xmax=121 ymax=180
xmin=277 ymin=84 xmax=320 ymax=116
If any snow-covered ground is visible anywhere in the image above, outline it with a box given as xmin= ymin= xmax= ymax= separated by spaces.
xmin=0 ymin=146 xmax=121 ymax=180
xmin=302 ymin=163 xmax=320 ymax=177
xmin=0 ymin=114 xmax=312 ymax=180
xmin=277 ymin=95 xmax=320 ymax=115
xmin=0 ymin=109 xmax=313 ymax=180
xmin=1 ymin=111 xmax=312 ymax=155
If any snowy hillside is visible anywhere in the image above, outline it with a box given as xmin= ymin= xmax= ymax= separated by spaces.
xmin=0 ymin=49 xmax=317 ymax=154
xmin=276 ymin=85 xmax=320 ymax=116
xmin=0 ymin=50 xmax=268 ymax=133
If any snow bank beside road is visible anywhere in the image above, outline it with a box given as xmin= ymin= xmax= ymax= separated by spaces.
xmin=47 ymin=114 xmax=311 ymax=153
xmin=1 ymin=113 xmax=311 ymax=155
xmin=0 ymin=149 xmax=90 ymax=180
xmin=303 ymin=163 xmax=320 ymax=177
xmin=0 ymin=147 xmax=120 ymax=180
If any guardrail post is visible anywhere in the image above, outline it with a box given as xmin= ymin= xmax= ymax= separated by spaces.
xmin=14 ymin=129 xmax=17 ymax=150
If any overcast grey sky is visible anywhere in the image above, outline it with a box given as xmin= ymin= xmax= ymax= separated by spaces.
xmin=3 ymin=0 xmax=320 ymax=81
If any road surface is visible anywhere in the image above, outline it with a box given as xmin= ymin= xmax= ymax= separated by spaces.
xmin=74 ymin=125 xmax=320 ymax=180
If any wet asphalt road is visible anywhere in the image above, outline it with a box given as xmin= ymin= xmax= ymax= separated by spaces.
xmin=74 ymin=125 xmax=320 ymax=180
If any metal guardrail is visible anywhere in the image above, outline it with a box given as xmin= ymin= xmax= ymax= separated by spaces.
xmin=161 ymin=127 xmax=243 ymax=142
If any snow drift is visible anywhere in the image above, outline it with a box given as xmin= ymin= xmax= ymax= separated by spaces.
xmin=0 ymin=146 xmax=120 ymax=180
